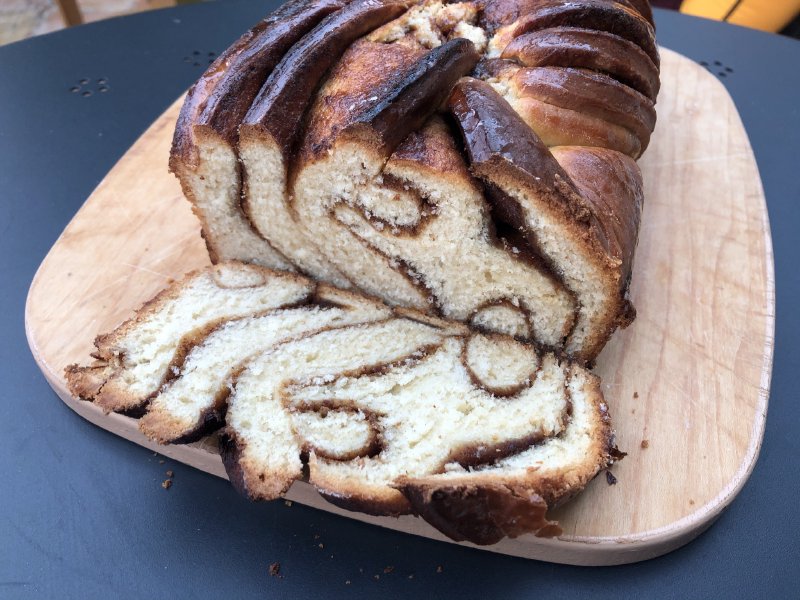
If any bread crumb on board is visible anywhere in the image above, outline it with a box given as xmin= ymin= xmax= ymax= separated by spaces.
xmin=605 ymin=470 xmax=618 ymax=485
xmin=641 ymin=439 xmax=650 ymax=449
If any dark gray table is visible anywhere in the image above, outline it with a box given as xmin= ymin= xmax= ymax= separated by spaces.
xmin=1 ymin=3 xmax=798 ymax=598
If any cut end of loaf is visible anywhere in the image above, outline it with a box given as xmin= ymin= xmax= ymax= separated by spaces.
xmin=169 ymin=0 xmax=655 ymax=362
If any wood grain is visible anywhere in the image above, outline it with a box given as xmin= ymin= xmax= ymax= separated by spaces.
xmin=25 ymin=48 xmax=774 ymax=565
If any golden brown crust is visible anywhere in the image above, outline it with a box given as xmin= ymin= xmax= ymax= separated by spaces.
xmin=389 ymin=115 xmax=473 ymax=178
xmin=551 ymin=145 xmax=644 ymax=306
xmin=398 ymin=482 xmax=557 ymax=544
xmin=501 ymin=26 xmax=660 ymax=100
xmin=341 ymin=37 xmax=480 ymax=152
xmin=300 ymin=36 xmax=479 ymax=165
xmin=241 ymin=0 xmax=411 ymax=158
xmin=301 ymin=37 xmax=427 ymax=161
xmin=448 ymin=78 xmax=590 ymax=223
xmin=511 ymin=66 xmax=656 ymax=157
xmin=493 ymin=0 xmax=659 ymax=66
xmin=170 ymin=0 xmax=345 ymax=170
xmin=479 ymin=0 xmax=654 ymax=33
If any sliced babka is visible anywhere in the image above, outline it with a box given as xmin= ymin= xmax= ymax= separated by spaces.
xmin=65 ymin=263 xmax=317 ymax=414
xmin=66 ymin=263 xmax=617 ymax=545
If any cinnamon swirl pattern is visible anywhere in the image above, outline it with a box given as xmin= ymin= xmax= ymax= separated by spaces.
xmin=66 ymin=263 xmax=616 ymax=544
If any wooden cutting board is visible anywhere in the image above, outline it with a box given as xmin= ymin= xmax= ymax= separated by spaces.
xmin=25 ymin=48 xmax=774 ymax=566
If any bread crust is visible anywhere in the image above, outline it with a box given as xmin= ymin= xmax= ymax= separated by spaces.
xmin=169 ymin=0 xmax=346 ymax=268
xmin=502 ymin=27 xmax=660 ymax=100
xmin=492 ymin=0 xmax=659 ymax=66
xmin=170 ymin=0 xmax=344 ymax=169
xmin=479 ymin=0 xmax=654 ymax=33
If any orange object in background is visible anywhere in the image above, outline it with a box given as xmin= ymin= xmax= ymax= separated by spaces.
xmin=680 ymin=0 xmax=800 ymax=32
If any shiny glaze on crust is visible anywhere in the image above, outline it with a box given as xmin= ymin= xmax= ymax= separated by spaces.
xmin=390 ymin=114 xmax=474 ymax=179
xmin=479 ymin=0 xmax=654 ymax=33
xmin=170 ymin=0 xmax=345 ymax=166
xmin=242 ymin=0 xmax=410 ymax=156
xmin=496 ymin=0 xmax=659 ymax=67
xmin=502 ymin=26 xmax=660 ymax=100
xmin=342 ymin=37 xmax=481 ymax=153
xmin=448 ymin=78 xmax=589 ymax=221
xmin=449 ymin=78 xmax=643 ymax=297
xmin=300 ymin=38 xmax=426 ymax=160
xmin=511 ymin=66 xmax=657 ymax=155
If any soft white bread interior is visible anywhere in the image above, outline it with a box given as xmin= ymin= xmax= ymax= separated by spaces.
xmin=139 ymin=286 xmax=393 ymax=443
xmin=223 ymin=322 xmax=614 ymax=544
xmin=65 ymin=263 xmax=316 ymax=414
xmin=292 ymin=37 xmax=576 ymax=348
xmin=168 ymin=0 xmax=348 ymax=268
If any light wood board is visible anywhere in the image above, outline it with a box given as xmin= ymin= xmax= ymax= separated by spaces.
xmin=25 ymin=48 xmax=774 ymax=565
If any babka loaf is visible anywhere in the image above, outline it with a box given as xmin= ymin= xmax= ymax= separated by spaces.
xmin=66 ymin=263 xmax=618 ymax=545
xmin=170 ymin=0 xmax=657 ymax=362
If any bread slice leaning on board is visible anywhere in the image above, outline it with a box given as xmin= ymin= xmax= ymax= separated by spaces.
xmin=66 ymin=262 xmax=619 ymax=545
xmin=170 ymin=0 xmax=658 ymax=364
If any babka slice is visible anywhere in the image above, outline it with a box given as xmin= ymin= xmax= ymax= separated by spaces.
xmin=66 ymin=263 xmax=617 ymax=544
xmin=239 ymin=0 xmax=410 ymax=283
xmin=65 ymin=263 xmax=317 ymax=415
xmin=139 ymin=285 xmax=392 ymax=444
xmin=222 ymin=319 xmax=614 ymax=544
